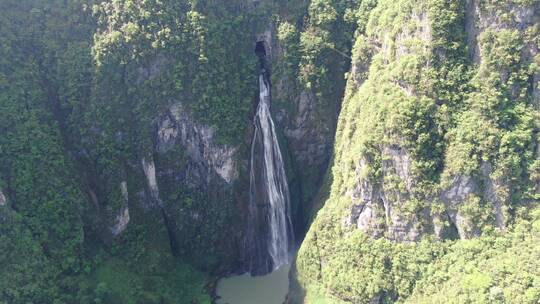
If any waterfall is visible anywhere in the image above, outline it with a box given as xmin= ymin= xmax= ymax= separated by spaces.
xmin=247 ymin=72 xmax=293 ymax=274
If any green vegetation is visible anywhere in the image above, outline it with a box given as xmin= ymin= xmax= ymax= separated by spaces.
xmin=297 ymin=207 xmax=540 ymax=303
xmin=295 ymin=0 xmax=540 ymax=303
xmin=92 ymin=0 xmax=262 ymax=146
xmin=87 ymin=258 xmax=210 ymax=304
xmin=273 ymin=0 xmax=364 ymax=228
xmin=78 ymin=214 xmax=212 ymax=304
xmin=407 ymin=210 xmax=540 ymax=303
xmin=1 ymin=0 xmax=539 ymax=303
xmin=0 ymin=0 xmax=270 ymax=302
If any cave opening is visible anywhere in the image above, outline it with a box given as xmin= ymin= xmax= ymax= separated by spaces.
xmin=254 ymin=41 xmax=266 ymax=58
xmin=255 ymin=40 xmax=269 ymax=72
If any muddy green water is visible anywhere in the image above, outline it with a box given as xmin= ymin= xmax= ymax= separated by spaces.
xmin=216 ymin=263 xmax=291 ymax=304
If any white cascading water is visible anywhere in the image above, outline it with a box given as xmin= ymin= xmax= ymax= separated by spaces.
xmin=249 ymin=72 xmax=293 ymax=271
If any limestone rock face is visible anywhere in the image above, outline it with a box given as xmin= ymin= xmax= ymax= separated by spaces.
xmin=345 ymin=147 xmax=424 ymax=242
xmin=280 ymin=89 xmax=334 ymax=186
xmin=156 ymin=103 xmax=238 ymax=185
xmin=111 ymin=207 xmax=130 ymax=236
xmin=272 ymin=34 xmax=346 ymax=236
xmin=294 ymin=1 xmax=539 ymax=301
xmin=339 ymin=3 xmax=434 ymax=242
xmin=142 ymin=157 xmax=161 ymax=204
xmin=148 ymin=101 xmax=241 ymax=263
xmin=345 ymin=144 xmax=511 ymax=241
xmin=110 ymin=181 xmax=130 ymax=236
xmin=0 ymin=190 xmax=6 ymax=207
xmin=337 ymin=0 xmax=538 ymax=243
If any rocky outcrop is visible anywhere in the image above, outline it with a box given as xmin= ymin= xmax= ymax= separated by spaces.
xmin=346 ymin=175 xmax=386 ymax=239
xmin=111 ymin=207 xmax=130 ymax=236
xmin=155 ymin=103 xmax=237 ymax=185
xmin=147 ymin=100 xmax=242 ymax=264
xmin=0 ymin=190 xmax=6 ymax=207
xmin=142 ymin=156 xmax=161 ymax=204
xmin=439 ymin=161 xmax=508 ymax=239
xmin=110 ymin=181 xmax=130 ymax=236
xmin=272 ymin=32 xmax=345 ymax=236
xmin=280 ymin=90 xmax=334 ymax=183
xmin=344 ymin=144 xmax=509 ymax=241
xmin=439 ymin=174 xmax=478 ymax=238
xmin=345 ymin=146 xmax=424 ymax=242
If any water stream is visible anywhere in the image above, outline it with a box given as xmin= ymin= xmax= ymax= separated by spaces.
xmin=217 ymin=71 xmax=294 ymax=303
xmin=216 ymin=69 xmax=293 ymax=304
xmin=246 ymin=71 xmax=294 ymax=274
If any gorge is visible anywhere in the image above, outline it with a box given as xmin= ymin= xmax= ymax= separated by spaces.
xmin=1 ymin=0 xmax=539 ymax=304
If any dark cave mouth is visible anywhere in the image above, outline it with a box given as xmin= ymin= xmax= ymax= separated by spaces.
xmin=255 ymin=40 xmax=270 ymax=74
xmin=255 ymin=41 xmax=266 ymax=59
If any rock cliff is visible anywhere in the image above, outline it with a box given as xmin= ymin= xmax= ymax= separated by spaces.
xmin=294 ymin=0 xmax=540 ymax=302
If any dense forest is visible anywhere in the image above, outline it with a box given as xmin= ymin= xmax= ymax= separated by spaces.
xmin=0 ymin=0 xmax=538 ymax=304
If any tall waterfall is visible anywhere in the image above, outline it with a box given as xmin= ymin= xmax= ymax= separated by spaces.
xmin=247 ymin=71 xmax=294 ymax=275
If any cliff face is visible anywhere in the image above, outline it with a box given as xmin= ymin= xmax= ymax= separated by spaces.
xmin=335 ymin=0 xmax=539 ymax=243
xmin=2 ymin=0 xmax=539 ymax=302
xmin=97 ymin=0 xmax=348 ymax=273
xmin=294 ymin=0 xmax=540 ymax=303
xmin=1 ymin=1 xmax=347 ymax=296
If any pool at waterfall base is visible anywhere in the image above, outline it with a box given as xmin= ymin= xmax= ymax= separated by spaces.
xmin=216 ymin=263 xmax=291 ymax=304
